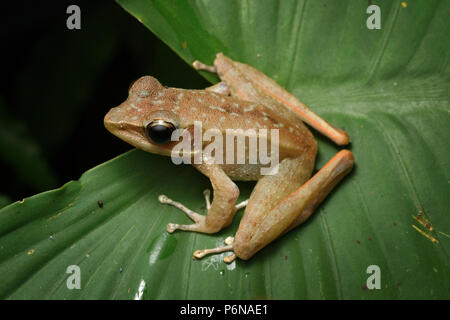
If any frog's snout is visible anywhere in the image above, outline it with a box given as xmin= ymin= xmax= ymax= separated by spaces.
xmin=103 ymin=108 xmax=117 ymax=133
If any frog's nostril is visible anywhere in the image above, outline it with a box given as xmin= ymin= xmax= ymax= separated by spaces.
xmin=104 ymin=111 xmax=119 ymax=131
xmin=104 ymin=117 xmax=114 ymax=131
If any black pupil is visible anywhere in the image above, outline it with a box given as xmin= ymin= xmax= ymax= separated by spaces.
xmin=147 ymin=124 xmax=173 ymax=144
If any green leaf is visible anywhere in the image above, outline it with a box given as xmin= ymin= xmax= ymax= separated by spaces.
xmin=0 ymin=0 xmax=449 ymax=299
xmin=0 ymin=194 xmax=11 ymax=210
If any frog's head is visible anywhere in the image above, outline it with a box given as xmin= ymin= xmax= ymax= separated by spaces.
xmin=104 ymin=76 xmax=182 ymax=157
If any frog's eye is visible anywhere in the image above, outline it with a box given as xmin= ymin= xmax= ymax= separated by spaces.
xmin=146 ymin=120 xmax=176 ymax=144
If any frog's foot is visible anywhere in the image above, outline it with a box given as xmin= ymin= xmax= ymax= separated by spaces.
xmin=235 ymin=199 xmax=248 ymax=211
xmin=159 ymin=190 xmax=248 ymax=234
xmin=159 ymin=194 xmax=206 ymax=233
xmin=192 ymin=60 xmax=217 ymax=73
xmin=193 ymin=236 xmax=237 ymax=263
xmin=193 ymin=60 xmax=230 ymax=95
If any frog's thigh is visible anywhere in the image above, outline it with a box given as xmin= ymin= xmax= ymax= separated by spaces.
xmin=241 ymin=155 xmax=314 ymax=227
xmin=233 ymin=155 xmax=313 ymax=253
xmin=234 ymin=150 xmax=354 ymax=260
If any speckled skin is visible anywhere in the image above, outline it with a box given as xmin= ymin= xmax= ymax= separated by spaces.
xmin=104 ymin=53 xmax=353 ymax=261
xmin=104 ymin=75 xmax=317 ymax=180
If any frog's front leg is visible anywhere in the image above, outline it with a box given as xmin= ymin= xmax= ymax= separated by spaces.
xmin=161 ymin=163 xmax=240 ymax=234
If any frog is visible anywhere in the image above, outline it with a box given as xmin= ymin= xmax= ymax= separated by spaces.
xmin=104 ymin=53 xmax=354 ymax=263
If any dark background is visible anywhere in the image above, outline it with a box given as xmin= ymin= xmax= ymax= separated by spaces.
xmin=0 ymin=1 xmax=209 ymax=203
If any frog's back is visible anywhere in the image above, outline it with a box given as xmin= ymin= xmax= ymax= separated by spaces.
xmin=169 ymin=87 xmax=316 ymax=163
xmin=163 ymin=88 xmax=316 ymax=181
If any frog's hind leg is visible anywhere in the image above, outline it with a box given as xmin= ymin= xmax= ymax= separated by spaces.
xmin=193 ymin=60 xmax=217 ymax=73
xmin=195 ymin=151 xmax=353 ymax=262
xmin=233 ymin=150 xmax=354 ymax=260
xmin=193 ymin=60 xmax=231 ymax=95
xmin=193 ymin=236 xmax=237 ymax=263
xmin=191 ymin=154 xmax=315 ymax=263
xmin=189 ymin=198 xmax=248 ymax=263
